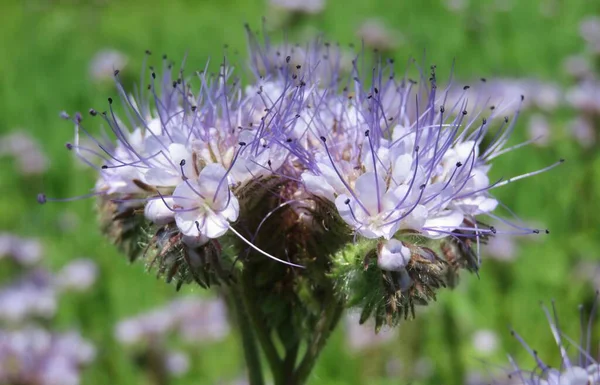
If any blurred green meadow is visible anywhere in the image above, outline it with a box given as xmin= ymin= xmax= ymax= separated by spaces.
xmin=1 ymin=0 xmax=599 ymax=384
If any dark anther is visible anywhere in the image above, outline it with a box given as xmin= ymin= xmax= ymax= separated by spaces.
xmin=490 ymin=226 xmax=496 ymax=234
xmin=521 ymin=95 xmax=525 ymax=101
xmin=463 ymin=85 xmax=470 ymax=90
xmin=65 ymin=143 xmax=73 ymax=150
xmin=108 ymin=97 xmax=113 ymax=104
xmin=545 ymin=229 xmax=550 ymax=234
xmin=374 ymin=87 xmax=379 ymax=94
xmin=151 ymin=72 xmax=156 ymax=79
xmin=286 ymin=55 xmax=291 ymax=63
xmin=343 ymin=87 xmax=348 ymax=92
xmin=364 ymin=130 xmax=370 ymax=137
xmin=114 ymin=69 xmax=120 ymax=76
xmin=239 ymin=142 xmax=246 ymax=146
xmin=367 ymin=94 xmax=373 ymax=99
xmin=191 ymin=106 xmax=197 ymax=111
xmin=482 ymin=118 xmax=487 ymax=125
xmin=462 ymin=110 xmax=468 ymax=115
xmin=101 ymin=165 xmax=108 ymax=169
xmin=89 ymin=109 xmax=97 ymax=116
xmin=172 ymin=81 xmax=177 ymax=88
xmin=295 ymin=114 xmax=301 ymax=118
xmin=559 ymin=158 xmax=565 ymax=163
xmin=389 ymin=58 xmax=395 ymax=64
xmin=419 ymin=184 xmax=426 ymax=190
xmin=480 ymin=77 xmax=487 ymax=82
xmin=37 ymin=193 xmax=47 ymax=204
xmin=147 ymin=85 xmax=152 ymax=90
xmin=162 ymin=54 xmax=167 ymax=60
xmin=415 ymin=145 xmax=419 ymax=152
xmin=490 ymin=105 xmax=496 ymax=110
xmin=533 ymin=229 xmax=540 ymax=234
xmin=504 ymin=116 xmax=509 ymax=123
xmin=267 ymin=160 xmax=272 ymax=167
xmin=300 ymin=81 xmax=306 ymax=87
xmin=320 ymin=136 xmax=326 ymax=143
xmin=179 ymin=159 xmax=186 ymax=166
xmin=344 ymin=198 xmax=350 ymax=205
xmin=440 ymin=106 xmax=445 ymax=113
xmin=292 ymin=74 xmax=298 ymax=79
xmin=145 ymin=49 xmax=152 ymax=55
xmin=177 ymin=78 xmax=182 ymax=84
xmin=286 ymin=138 xmax=293 ymax=143
xmin=75 ymin=112 xmax=82 ymax=123
xmin=353 ymin=76 xmax=360 ymax=82
xmin=296 ymin=65 xmax=301 ymax=69
xmin=456 ymin=162 xmax=462 ymax=167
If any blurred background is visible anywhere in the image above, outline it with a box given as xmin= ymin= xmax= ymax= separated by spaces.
xmin=1 ymin=0 xmax=599 ymax=384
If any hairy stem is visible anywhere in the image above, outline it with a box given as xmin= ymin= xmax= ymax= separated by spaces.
xmin=240 ymin=272 xmax=284 ymax=382
xmin=230 ymin=285 xmax=265 ymax=385
xmin=291 ymin=298 xmax=345 ymax=385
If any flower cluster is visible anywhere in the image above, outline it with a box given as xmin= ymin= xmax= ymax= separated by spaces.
xmin=41 ymin=26 xmax=560 ymax=327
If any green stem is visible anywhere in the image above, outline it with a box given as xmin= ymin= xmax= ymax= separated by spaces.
xmin=230 ymin=285 xmax=265 ymax=385
xmin=291 ymin=299 xmax=345 ymax=385
xmin=240 ymin=273 xmax=284 ymax=382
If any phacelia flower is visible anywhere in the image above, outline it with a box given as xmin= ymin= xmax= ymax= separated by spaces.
xmin=506 ymin=292 xmax=599 ymax=385
xmin=40 ymin=25 xmax=561 ymax=329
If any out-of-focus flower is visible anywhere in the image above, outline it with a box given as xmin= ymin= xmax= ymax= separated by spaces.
xmin=56 ymin=259 xmax=98 ymax=292
xmin=0 ymin=269 xmax=56 ymax=322
xmin=0 ymin=233 xmax=43 ymax=266
xmin=169 ymin=297 xmax=230 ymax=342
xmin=343 ymin=312 xmax=396 ymax=351
xmin=471 ymin=329 xmax=499 ymax=355
xmin=527 ymin=113 xmax=551 ymax=147
xmin=506 ymin=294 xmax=599 ymax=385
xmin=0 ymin=327 xmax=95 ymax=385
xmin=483 ymin=233 xmax=518 ymax=261
xmin=567 ymin=117 xmax=596 ymax=149
xmin=0 ymin=131 xmax=49 ymax=175
xmin=89 ymin=49 xmax=128 ymax=82
xmin=562 ymin=55 xmax=593 ymax=79
xmin=356 ymin=19 xmax=402 ymax=51
xmin=566 ymin=81 xmax=600 ymax=113
xmin=442 ymin=0 xmax=468 ymax=12
xmin=115 ymin=297 xmax=230 ymax=346
xmin=269 ymin=0 xmax=325 ymax=14
xmin=164 ymin=350 xmax=190 ymax=377
xmin=580 ymin=17 xmax=600 ymax=53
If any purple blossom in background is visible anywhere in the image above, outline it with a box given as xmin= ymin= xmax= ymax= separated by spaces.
xmin=89 ymin=49 xmax=129 ymax=82
xmin=0 ymin=131 xmax=48 ymax=175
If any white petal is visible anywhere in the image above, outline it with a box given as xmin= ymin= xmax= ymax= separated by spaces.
xmin=378 ymin=239 xmax=411 ymax=271
xmin=144 ymin=198 xmax=175 ymax=225
xmin=423 ymin=210 xmax=464 ymax=238
xmin=145 ymin=168 xmax=180 ymax=187
xmin=302 ymin=173 xmax=336 ymax=201
xmin=558 ymin=367 xmax=589 ymax=385
xmin=198 ymin=212 xmax=230 ymax=239
xmin=354 ymin=172 xmax=386 ymax=214
xmin=175 ymin=210 xmax=201 ymax=237
xmin=168 ymin=143 xmax=193 ymax=177
xmin=400 ymin=204 xmax=428 ymax=231
xmin=392 ymin=154 xmax=413 ymax=184
xmin=173 ymin=181 xmax=199 ymax=208
xmin=197 ymin=163 xmax=229 ymax=201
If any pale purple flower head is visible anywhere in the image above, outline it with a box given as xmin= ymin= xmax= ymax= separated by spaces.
xmin=40 ymin=25 xmax=561 ymax=328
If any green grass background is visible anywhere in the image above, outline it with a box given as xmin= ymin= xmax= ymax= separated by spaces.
xmin=1 ymin=0 xmax=599 ymax=384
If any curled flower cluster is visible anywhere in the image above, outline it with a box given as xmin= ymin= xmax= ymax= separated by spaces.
xmin=41 ymin=26 xmax=560 ymax=328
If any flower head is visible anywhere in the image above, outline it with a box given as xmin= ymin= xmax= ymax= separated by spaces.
xmin=40 ymin=25 xmax=561 ymax=328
